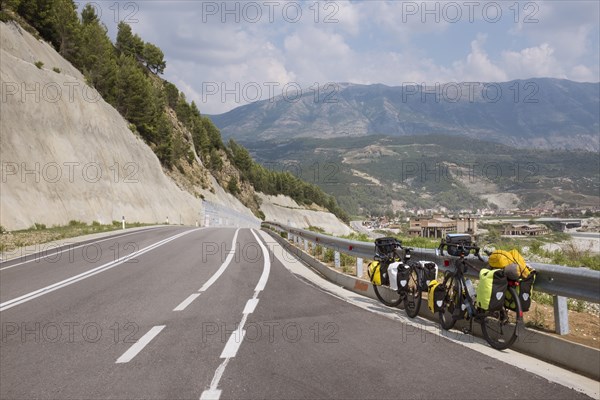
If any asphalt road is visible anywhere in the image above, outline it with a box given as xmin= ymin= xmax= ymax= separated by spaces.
xmin=349 ymin=221 xmax=383 ymax=239
xmin=0 ymin=226 xmax=595 ymax=399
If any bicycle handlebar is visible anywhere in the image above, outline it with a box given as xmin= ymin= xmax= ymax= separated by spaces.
xmin=437 ymin=240 xmax=483 ymax=261
xmin=374 ymin=240 xmax=412 ymax=262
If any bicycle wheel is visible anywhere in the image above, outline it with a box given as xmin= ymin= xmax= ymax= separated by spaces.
xmin=373 ymin=284 xmax=403 ymax=307
xmin=481 ymin=286 xmax=522 ymax=350
xmin=403 ymin=268 xmax=422 ymax=318
xmin=439 ymin=272 xmax=458 ymax=330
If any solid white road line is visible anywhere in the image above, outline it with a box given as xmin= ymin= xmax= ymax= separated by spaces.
xmin=173 ymin=293 xmax=201 ymax=311
xmin=200 ymin=229 xmax=271 ymax=400
xmin=116 ymin=325 xmax=165 ymax=364
xmin=252 ymin=230 xmax=271 ymax=293
xmin=0 ymin=229 xmax=199 ymax=312
xmin=198 ymin=229 xmax=240 ymax=292
xmin=0 ymin=228 xmax=161 ymax=271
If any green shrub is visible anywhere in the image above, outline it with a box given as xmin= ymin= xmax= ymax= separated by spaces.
xmin=323 ymin=248 xmax=334 ymax=263
xmin=314 ymin=245 xmax=323 ymax=256
xmin=567 ymin=298 xmax=587 ymax=313
xmin=34 ymin=61 xmax=44 ymax=69
xmin=532 ymin=291 xmax=553 ymax=306
xmin=52 ymin=67 xmax=61 ymax=73
xmin=340 ymin=252 xmax=356 ymax=267
xmin=68 ymin=220 xmax=86 ymax=227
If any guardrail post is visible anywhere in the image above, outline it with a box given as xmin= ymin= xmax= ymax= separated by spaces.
xmin=357 ymin=258 xmax=363 ymax=277
xmin=304 ymin=239 xmax=308 ymax=252
xmin=334 ymin=251 xmax=340 ymax=269
xmin=553 ymin=296 xmax=569 ymax=335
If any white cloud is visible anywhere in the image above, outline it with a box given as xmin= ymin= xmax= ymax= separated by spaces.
xmin=570 ymin=65 xmax=597 ymax=82
xmin=501 ymin=43 xmax=565 ymax=79
xmin=510 ymin=1 xmax=599 ymax=61
xmin=450 ymin=35 xmax=508 ymax=82
xmin=93 ymin=1 xmax=598 ymax=113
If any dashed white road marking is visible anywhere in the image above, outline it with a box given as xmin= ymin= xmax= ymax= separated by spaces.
xmin=200 ymin=229 xmax=271 ymax=400
xmin=173 ymin=293 xmax=201 ymax=311
xmin=116 ymin=325 xmax=165 ymax=364
xmin=242 ymin=298 xmax=259 ymax=314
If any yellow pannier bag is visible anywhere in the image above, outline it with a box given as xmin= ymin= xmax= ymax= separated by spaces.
xmin=368 ymin=261 xmax=382 ymax=286
xmin=488 ymin=249 xmax=531 ymax=279
xmin=427 ymin=280 xmax=444 ymax=313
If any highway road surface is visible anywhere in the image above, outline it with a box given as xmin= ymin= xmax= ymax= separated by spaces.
xmin=0 ymin=226 xmax=597 ymax=399
xmin=349 ymin=220 xmax=383 ymax=239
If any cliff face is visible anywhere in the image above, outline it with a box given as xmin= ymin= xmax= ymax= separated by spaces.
xmin=0 ymin=21 xmax=350 ymax=234
xmin=0 ymin=21 xmax=235 ymax=230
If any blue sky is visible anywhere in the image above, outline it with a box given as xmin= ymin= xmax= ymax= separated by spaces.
xmin=88 ymin=1 xmax=600 ymax=114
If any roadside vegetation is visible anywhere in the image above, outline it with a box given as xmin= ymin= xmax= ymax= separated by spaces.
xmin=0 ymin=220 xmax=152 ymax=254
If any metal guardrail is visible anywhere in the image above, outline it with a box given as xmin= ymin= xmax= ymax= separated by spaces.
xmin=263 ymin=221 xmax=600 ymax=335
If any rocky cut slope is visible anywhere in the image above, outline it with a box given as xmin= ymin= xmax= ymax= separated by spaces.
xmin=0 ymin=20 xmax=351 ymax=234
xmin=0 ymin=21 xmax=214 ymax=229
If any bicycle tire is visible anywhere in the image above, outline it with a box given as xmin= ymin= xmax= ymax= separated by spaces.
xmin=439 ymin=271 xmax=458 ymax=330
xmin=481 ymin=285 xmax=522 ymax=350
xmin=373 ymin=284 xmax=403 ymax=307
xmin=403 ymin=268 xmax=422 ymax=318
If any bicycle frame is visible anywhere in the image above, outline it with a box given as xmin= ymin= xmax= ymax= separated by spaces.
xmin=437 ymin=240 xmax=525 ymax=349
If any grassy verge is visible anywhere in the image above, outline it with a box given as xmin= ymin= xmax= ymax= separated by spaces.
xmin=0 ymin=220 xmax=156 ymax=253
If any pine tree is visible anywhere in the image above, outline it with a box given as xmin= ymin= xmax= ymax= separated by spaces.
xmin=143 ymin=42 xmax=166 ymax=74
xmin=116 ymin=55 xmax=156 ymax=141
xmin=227 ymin=176 xmax=240 ymax=194
xmin=209 ymin=148 xmax=222 ymax=171
xmin=49 ymin=0 xmax=79 ymax=58
xmin=116 ymin=21 xmax=143 ymax=59
xmin=203 ymin=117 xmax=224 ymax=149
xmin=229 ymin=139 xmax=253 ymax=179
xmin=164 ymin=81 xmax=179 ymax=109
xmin=78 ymin=5 xmax=118 ymax=103
xmin=1 ymin=0 xmax=22 ymax=12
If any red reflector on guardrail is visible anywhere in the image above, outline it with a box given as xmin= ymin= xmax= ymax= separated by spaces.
xmin=444 ymin=260 xmax=450 ymax=267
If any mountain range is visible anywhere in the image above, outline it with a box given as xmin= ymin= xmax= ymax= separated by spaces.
xmin=211 ymin=79 xmax=600 ymax=151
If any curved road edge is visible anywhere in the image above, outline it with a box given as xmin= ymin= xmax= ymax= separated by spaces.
xmin=259 ymin=229 xmax=600 ymax=399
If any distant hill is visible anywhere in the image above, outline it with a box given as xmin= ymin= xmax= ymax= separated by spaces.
xmin=239 ymin=134 xmax=600 ymax=215
xmin=211 ymin=79 xmax=600 ymax=151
